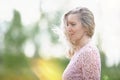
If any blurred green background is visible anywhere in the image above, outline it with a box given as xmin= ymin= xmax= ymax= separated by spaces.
xmin=0 ymin=0 xmax=120 ymax=80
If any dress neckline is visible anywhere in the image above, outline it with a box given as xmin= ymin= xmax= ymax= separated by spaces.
xmin=74 ymin=40 xmax=92 ymax=55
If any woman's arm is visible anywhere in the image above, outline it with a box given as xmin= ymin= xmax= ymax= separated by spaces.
xmin=82 ymin=49 xmax=101 ymax=80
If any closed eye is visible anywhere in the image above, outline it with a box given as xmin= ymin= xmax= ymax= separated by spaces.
xmin=71 ymin=23 xmax=76 ymax=26
xmin=66 ymin=22 xmax=76 ymax=27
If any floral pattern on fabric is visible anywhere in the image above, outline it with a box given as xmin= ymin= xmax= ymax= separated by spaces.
xmin=62 ymin=41 xmax=101 ymax=80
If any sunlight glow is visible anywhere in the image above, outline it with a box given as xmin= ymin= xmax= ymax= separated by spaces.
xmin=32 ymin=59 xmax=63 ymax=80
xmin=24 ymin=41 xmax=35 ymax=58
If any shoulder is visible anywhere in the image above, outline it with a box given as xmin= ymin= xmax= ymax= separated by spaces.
xmin=80 ymin=41 xmax=100 ymax=59
xmin=82 ymin=41 xmax=98 ymax=52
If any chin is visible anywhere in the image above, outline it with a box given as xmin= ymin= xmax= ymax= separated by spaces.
xmin=70 ymin=38 xmax=77 ymax=44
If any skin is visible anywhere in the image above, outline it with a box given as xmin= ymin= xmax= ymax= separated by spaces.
xmin=65 ymin=14 xmax=90 ymax=51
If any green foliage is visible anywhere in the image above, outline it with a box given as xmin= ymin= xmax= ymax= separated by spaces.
xmin=4 ymin=10 xmax=27 ymax=53
xmin=97 ymin=34 xmax=120 ymax=80
xmin=3 ymin=10 xmax=28 ymax=67
xmin=0 ymin=10 xmax=39 ymax=80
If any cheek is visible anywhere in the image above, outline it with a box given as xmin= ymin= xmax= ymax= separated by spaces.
xmin=74 ymin=29 xmax=84 ymax=38
xmin=75 ymin=27 xmax=82 ymax=34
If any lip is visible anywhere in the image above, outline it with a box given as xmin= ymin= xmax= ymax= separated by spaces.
xmin=68 ymin=32 xmax=74 ymax=35
xmin=70 ymin=32 xmax=74 ymax=35
xmin=69 ymin=33 xmax=74 ymax=36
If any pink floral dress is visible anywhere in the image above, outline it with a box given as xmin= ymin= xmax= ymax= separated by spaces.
xmin=62 ymin=41 xmax=101 ymax=80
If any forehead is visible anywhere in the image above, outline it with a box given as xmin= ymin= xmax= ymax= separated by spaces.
xmin=66 ymin=14 xmax=80 ymax=22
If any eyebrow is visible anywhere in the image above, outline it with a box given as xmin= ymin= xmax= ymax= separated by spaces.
xmin=67 ymin=20 xmax=76 ymax=24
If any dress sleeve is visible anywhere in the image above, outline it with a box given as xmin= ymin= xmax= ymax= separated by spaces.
xmin=82 ymin=49 xmax=101 ymax=80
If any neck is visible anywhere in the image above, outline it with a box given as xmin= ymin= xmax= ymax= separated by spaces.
xmin=73 ymin=35 xmax=91 ymax=52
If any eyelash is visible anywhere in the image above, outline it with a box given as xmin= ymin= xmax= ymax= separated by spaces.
xmin=66 ymin=23 xmax=76 ymax=27
xmin=71 ymin=24 xmax=76 ymax=26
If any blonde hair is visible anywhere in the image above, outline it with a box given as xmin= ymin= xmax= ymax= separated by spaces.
xmin=62 ymin=7 xmax=95 ymax=58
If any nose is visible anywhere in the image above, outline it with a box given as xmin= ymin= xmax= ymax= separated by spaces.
xmin=67 ymin=26 xmax=72 ymax=32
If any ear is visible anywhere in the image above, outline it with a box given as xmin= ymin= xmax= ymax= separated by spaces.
xmin=83 ymin=28 xmax=88 ymax=35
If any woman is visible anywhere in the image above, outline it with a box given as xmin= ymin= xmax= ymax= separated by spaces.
xmin=61 ymin=7 xmax=101 ymax=80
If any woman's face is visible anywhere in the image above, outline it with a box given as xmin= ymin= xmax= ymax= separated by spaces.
xmin=65 ymin=14 xmax=86 ymax=43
